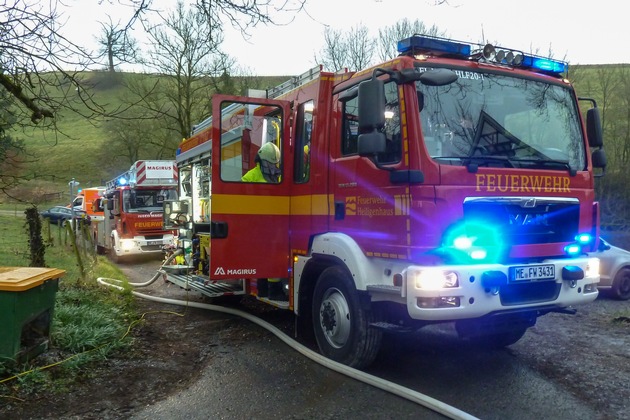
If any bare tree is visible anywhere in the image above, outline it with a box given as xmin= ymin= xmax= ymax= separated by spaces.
xmin=0 ymin=1 xmax=106 ymax=124
xmin=193 ymin=0 xmax=307 ymax=39
xmin=130 ymin=1 xmax=234 ymax=142
xmin=318 ymin=28 xmax=348 ymax=72
xmin=376 ymin=18 xmax=447 ymax=62
xmin=318 ymin=19 xmax=448 ymax=72
xmin=97 ymin=18 xmax=139 ymax=73
xmin=0 ymin=0 xmax=305 ymax=125
xmin=318 ymin=24 xmax=374 ymax=72
xmin=347 ymin=25 xmax=374 ymax=71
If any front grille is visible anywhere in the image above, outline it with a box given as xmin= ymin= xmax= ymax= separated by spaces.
xmin=499 ymin=281 xmax=561 ymax=305
xmin=144 ymin=234 xmax=164 ymax=240
xmin=463 ymin=197 xmax=579 ymax=245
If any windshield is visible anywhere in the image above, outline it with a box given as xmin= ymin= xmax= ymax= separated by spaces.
xmin=418 ymin=69 xmax=585 ymax=171
xmin=122 ymin=189 xmax=178 ymax=213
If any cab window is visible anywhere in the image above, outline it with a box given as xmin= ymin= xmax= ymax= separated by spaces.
xmin=294 ymin=100 xmax=314 ymax=183
xmin=219 ymin=102 xmax=283 ymax=184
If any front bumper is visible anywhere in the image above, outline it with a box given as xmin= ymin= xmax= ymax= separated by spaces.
xmin=404 ymin=257 xmax=599 ymax=321
xmin=116 ymin=234 xmax=175 ymax=256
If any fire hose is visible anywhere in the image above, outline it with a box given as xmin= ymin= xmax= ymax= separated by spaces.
xmin=97 ymin=251 xmax=479 ymax=420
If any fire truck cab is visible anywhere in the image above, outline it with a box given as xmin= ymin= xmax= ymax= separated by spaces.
xmin=163 ymin=35 xmax=606 ymax=368
xmin=94 ymin=160 xmax=178 ymax=261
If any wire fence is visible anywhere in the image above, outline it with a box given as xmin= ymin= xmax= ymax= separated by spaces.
xmin=0 ymin=215 xmax=96 ymax=279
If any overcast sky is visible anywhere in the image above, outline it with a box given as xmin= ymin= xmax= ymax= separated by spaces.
xmin=63 ymin=0 xmax=628 ymax=76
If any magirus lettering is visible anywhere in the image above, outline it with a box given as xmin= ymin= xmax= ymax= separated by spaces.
xmin=214 ymin=267 xmax=257 ymax=275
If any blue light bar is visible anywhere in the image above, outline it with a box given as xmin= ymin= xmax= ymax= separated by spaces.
xmin=521 ymin=55 xmax=568 ymax=75
xmin=397 ymin=36 xmax=471 ymax=57
xmin=118 ymin=177 xmax=127 ymax=186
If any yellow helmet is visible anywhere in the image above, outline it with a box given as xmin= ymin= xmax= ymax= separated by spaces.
xmin=258 ymin=142 xmax=280 ymax=164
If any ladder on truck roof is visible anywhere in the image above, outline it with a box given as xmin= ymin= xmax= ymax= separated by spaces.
xmin=190 ymin=65 xmax=322 ymax=136
xmin=105 ymin=171 xmax=129 ymax=193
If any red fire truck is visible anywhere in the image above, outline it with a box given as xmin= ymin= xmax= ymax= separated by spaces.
xmin=163 ymin=35 xmax=606 ymax=368
xmin=94 ymin=160 xmax=178 ymax=261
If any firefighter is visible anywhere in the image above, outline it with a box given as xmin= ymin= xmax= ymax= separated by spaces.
xmin=241 ymin=142 xmax=286 ymax=299
xmin=241 ymin=142 xmax=281 ymax=183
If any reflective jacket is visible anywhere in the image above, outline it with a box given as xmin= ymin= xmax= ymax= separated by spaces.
xmin=241 ymin=163 xmax=266 ymax=183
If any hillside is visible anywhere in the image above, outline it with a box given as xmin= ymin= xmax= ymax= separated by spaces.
xmin=3 ymin=71 xmax=290 ymax=205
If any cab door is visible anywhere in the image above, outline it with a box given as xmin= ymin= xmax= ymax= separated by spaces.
xmin=209 ymin=95 xmax=292 ymax=280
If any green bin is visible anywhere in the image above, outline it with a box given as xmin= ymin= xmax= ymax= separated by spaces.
xmin=0 ymin=267 xmax=65 ymax=364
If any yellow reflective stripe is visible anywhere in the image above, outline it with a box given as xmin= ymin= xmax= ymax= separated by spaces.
xmin=213 ymin=194 xmax=289 ymax=215
xmin=213 ymin=194 xmax=330 ymax=216
xmin=290 ymin=194 xmax=329 ymax=215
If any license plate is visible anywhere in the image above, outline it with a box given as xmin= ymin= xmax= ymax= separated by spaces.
xmin=147 ymin=240 xmax=162 ymax=246
xmin=510 ymin=264 xmax=555 ymax=282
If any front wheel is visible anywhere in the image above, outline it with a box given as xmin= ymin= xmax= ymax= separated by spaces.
xmin=108 ymin=236 xmax=123 ymax=263
xmin=612 ymin=267 xmax=630 ymax=300
xmin=312 ymin=266 xmax=382 ymax=368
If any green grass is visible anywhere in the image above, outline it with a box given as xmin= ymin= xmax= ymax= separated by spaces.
xmin=0 ymin=214 xmax=138 ymax=397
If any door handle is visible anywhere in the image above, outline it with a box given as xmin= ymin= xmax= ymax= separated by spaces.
xmin=211 ymin=221 xmax=228 ymax=238
xmin=334 ymin=201 xmax=345 ymax=220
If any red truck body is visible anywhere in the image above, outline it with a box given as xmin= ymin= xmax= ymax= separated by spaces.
xmin=163 ymin=36 xmax=606 ymax=368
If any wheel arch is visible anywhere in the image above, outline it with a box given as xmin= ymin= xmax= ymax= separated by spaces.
xmin=308 ymin=232 xmax=381 ymax=290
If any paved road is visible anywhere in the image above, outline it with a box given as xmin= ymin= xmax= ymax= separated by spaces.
xmin=120 ymin=258 xmax=605 ymax=420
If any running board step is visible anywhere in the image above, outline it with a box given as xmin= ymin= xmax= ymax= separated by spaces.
xmin=165 ymin=273 xmax=245 ymax=298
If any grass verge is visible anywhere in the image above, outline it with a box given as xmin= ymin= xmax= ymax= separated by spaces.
xmin=0 ymin=214 xmax=139 ymax=398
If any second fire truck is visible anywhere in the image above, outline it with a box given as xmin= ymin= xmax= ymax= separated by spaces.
xmin=162 ymin=35 xmax=606 ymax=368
xmin=94 ymin=160 xmax=178 ymax=261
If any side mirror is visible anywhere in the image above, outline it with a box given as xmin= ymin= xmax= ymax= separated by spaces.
xmin=592 ymin=148 xmax=607 ymax=173
xmin=106 ymin=200 xmax=114 ymax=211
xmin=586 ymin=107 xmax=603 ymax=148
xmin=357 ymin=78 xmax=387 ymax=156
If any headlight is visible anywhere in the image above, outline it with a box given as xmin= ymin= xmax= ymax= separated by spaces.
xmin=120 ymin=239 xmax=135 ymax=251
xmin=586 ymin=258 xmax=600 ymax=278
xmin=414 ymin=269 xmax=459 ymax=290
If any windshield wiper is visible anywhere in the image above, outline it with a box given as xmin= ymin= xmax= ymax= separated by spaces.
xmin=464 ymin=155 xmax=516 ymax=172
xmin=512 ymin=158 xmax=577 ymax=176
xmin=434 ymin=155 xmax=516 ymax=172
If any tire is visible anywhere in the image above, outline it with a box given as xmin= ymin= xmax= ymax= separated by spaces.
xmin=311 ymin=266 xmax=382 ymax=368
xmin=612 ymin=267 xmax=630 ymax=300
xmin=108 ymin=236 xmax=122 ymax=263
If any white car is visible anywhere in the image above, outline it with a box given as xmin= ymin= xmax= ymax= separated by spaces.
xmin=594 ymin=238 xmax=630 ymax=300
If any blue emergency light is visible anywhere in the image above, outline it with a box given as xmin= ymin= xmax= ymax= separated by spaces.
xmin=397 ymin=35 xmax=568 ymax=76
xmin=118 ymin=177 xmax=127 ymax=186
xmin=397 ymin=36 xmax=471 ymax=57
xmin=521 ymin=55 xmax=568 ymax=75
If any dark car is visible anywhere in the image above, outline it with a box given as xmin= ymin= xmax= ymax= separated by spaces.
xmin=594 ymin=238 xmax=630 ymax=300
xmin=40 ymin=206 xmax=91 ymax=226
